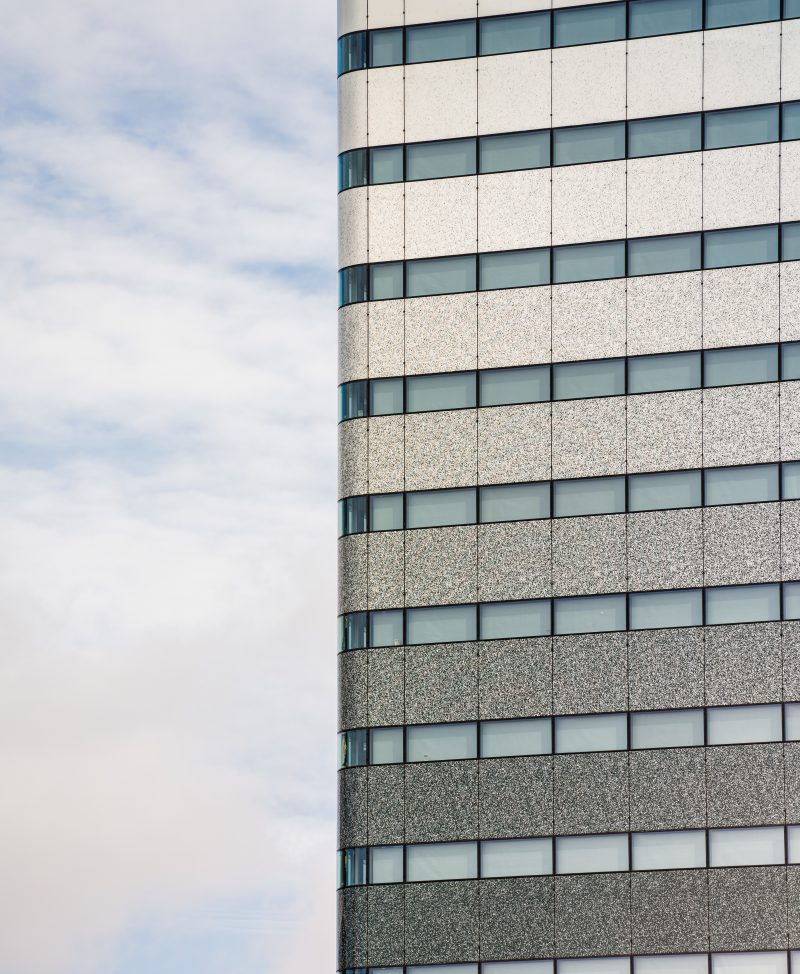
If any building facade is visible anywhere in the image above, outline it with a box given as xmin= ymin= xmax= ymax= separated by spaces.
xmin=337 ymin=1 xmax=800 ymax=972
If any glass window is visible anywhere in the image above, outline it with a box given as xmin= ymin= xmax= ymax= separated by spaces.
xmin=406 ymin=487 xmax=477 ymax=528
xmin=406 ymin=20 xmax=477 ymax=63
xmin=789 ymin=0 xmax=800 ymax=15
xmin=406 ymin=604 xmax=477 ymax=644
xmin=369 ymin=28 xmax=403 ymax=67
xmin=628 ymin=113 xmax=702 ymax=158
xmin=371 ymin=726 xmax=404 ymax=764
xmin=628 ymin=351 xmax=701 ymax=393
xmin=628 ymin=233 xmax=701 ymax=276
xmin=712 ymin=954 xmax=789 ymax=974
xmin=340 ymin=265 xmax=368 ymax=306
xmin=481 ymin=837 xmax=552 ymax=877
xmin=554 ymin=594 xmax=627 ymax=635
xmin=406 ymin=372 xmax=476 ymax=413
xmin=553 ymin=359 xmax=625 ymax=399
xmin=406 ymin=255 xmax=477 ymax=298
xmin=628 ymin=469 xmax=702 ymax=512
xmin=408 ymin=967 xmax=478 ymax=974
xmin=789 ymin=825 xmax=800 ymax=864
xmin=629 ymin=0 xmax=702 ymax=36
xmin=553 ymin=240 xmax=625 ymax=284
xmin=479 ymin=131 xmax=550 ymax=174
xmin=783 ymin=102 xmax=800 ymax=140
xmin=406 ymin=722 xmax=477 ymax=762
xmin=629 ymin=589 xmax=703 ymax=630
xmin=480 ymin=482 xmax=551 ymax=523
xmin=553 ymin=122 xmax=626 ymax=166
xmin=708 ymin=826 xmax=785 ymax=867
xmin=339 ymin=846 xmax=367 ymax=886
xmin=370 ymin=493 xmax=403 ymax=531
xmin=705 ymin=104 xmax=779 ymax=150
xmin=705 ymin=583 xmax=781 ymax=625
xmin=340 ymin=149 xmax=368 ymax=191
xmin=786 ymin=702 xmax=800 ymax=741
xmin=480 ymin=365 xmax=550 ymax=406
xmin=480 ymin=717 xmax=552 ymax=758
xmin=560 ymin=961 xmax=630 ymax=974
xmin=704 ymin=463 xmax=780 ymax=504
xmin=341 ymin=611 xmax=367 ymax=650
xmin=370 ymin=377 xmax=404 ymax=416
xmin=705 ymin=0 xmax=779 ymax=28
xmin=784 ymin=461 xmax=800 ymax=499
xmin=479 ymin=248 xmax=551 ymax=290
xmin=783 ymin=222 xmax=800 ymax=261
xmin=556 ymin=833 xmax=629 ymax=874
xmin=406 ymin=841 xmax=478 ymax=881
xmin=555 ymin=712 xmax=627 ymax=753
xmin=370 ymin=609 xmax=404 ymax=647
xmin=553 ymin=2 xmax=626 ymax=46
xmin=341 ymin=380 xmax=368 ymax=421
xmin=406 ymin=138 xmax=477 ymax=181
xmin=338 ymin=32 xmax=367 ymax=74
xmin=370 ymin=845 xmax=404 ymax=883
xmin=553 ymin=476 xmax=626 ymax=516
xmin=370 ymin=262 xmax=404 ymax=300
xmin=783 ymin=341 xmax=800 ymax=379
xmin=479 ymin=12 xmax=550 ymax=55
xmin=704 ymin=224 xmax=778 ymax=269
xmin=630 ymin=709 xmax=705 ymax=749
xmin=480 ymin=599 xmax=552 ymax=639
xmin=635 ymin=955 xmax=709 ymax=973
xmin=707 ymin=703 xmax=782 ymax=745
xmin=340 ymin=728 xmax=369 ymax=767
xmin=370 ymin=146 xmax=404 ymax=185
xmin=784 ymin=581 xmax=800 ymax=620
xmin=483 ymin=962 xmax=554 ymax=974
xmin=632 ymin=829 xmax=706 ymax=870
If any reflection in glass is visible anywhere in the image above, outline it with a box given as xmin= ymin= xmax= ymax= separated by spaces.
xmin=708 ymin=826 xmax=785 ymax=866
xmin=481 ymin=837 xmax=552 ymax=877
xmin=406 ymin=722 xmax=477 ymax=761
xmin=628 ymin=469 xmax=702 ymax=512
xmin=556 ymin=833 xmax=629 ymax=873
xmin=628 ymin=351 xmax=701 ymax=393
xmin=479 ymin=11 xmax=551 ymax=55
xmin=629 ymin=589 xmax=703 ymax=630
xmin=480 ymin=718 xmax=552 ymax=758
xmin=628 ymin=233 xmax=701 ymax=276
xmin=406 ymin=20 xmax=477 ymax=63
xmin=406 ymin=488 xmax=476 ymax=528
xmin=553 ymin=122 xmax=625 ymax=166
xmin=370 ymin=261 xmax=404 ymax=300
xmin=370 ymin=493 xmax=403 ymax=531
xmin=480 ymin=599 xmax=551 ymax=639
xmin=782 ymin=341 xmax=800 ymax=379
xmin=705 ymin=0 xmax=779 ymax=28
xmin=553 ymin=476 xmax=625 ymax=516
xmin=405 ymin=841 xmax=478 ymax=881
xmin=480 ymin=248 xmax=550 ymax=290
xmin=704 ymin=224 xmax=778 ymax=269
xmin=371 ymin=726 xmax=404 ymax=764
xmin=369 ymin=28 xmax=403 ymax=68
xmin=630 ymin=709 xmax=704 ymax=749
xmin=479 ymin=131 xmax=551 ymax=174
xmin=406 ymin=255 xmax=477 ymax=297
xmin=554 ymin=2 xmax=626 ymax=46
xmin=704 ymin=463 xmax=779 ymax=504
xmin=629 ymin=0 xmax=702 ymax=36
xmin=554 ymin=594 xmax=627 ymax=634
xmin=370 ymin=377 xmax=404 ymax=416
xmin=553 ymin=358 xmax=625 ymax=399
xmin=632 ymin=829 xmax=706 ymax=870
xmin=480 ymin=365 xmax=550 ymax=406
xmin=406 ymin=138 xmax=476 ymax=181
xmin=707 ymin=703 xmax=782 ymax=745
xmin=705 ymin=583 xmax=781 ymax=625
xmin=370 ymin=609 xmax=404 ymax=647
xmin=406 ymin=372 xmax=476 ymax=412
xmin=553 ymin=240 xmax=625 ymax=283
xmin=629 ymin=113 xmax=702 ymax=157
xmin=555 ymin=713 xmax=627 ymax=753
xmin=480 ymin=482 xmax=551 ymax=523
xmin=370 ymin=145 xmax=404 ymax=184
xmin=370 ymin=845 xmax=404 ymax=883
xmin=406 ymin=604 xmax=478 ymax=644
xmin=705 ymin=104 xmax=779 ymax=150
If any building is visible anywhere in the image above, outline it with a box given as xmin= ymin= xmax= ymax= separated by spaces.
xmin=337 ymin=1 xmax=800 ymax=971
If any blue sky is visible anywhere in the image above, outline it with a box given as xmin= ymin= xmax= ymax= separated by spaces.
xmin=0 ymin=2 xmax=337 ymax=971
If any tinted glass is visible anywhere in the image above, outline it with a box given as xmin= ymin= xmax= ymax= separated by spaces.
xmin=704 ymin=464 xmax=780 ymax=504
xmin=628 ymin=351 xmax=701 ymax=393
xmin=370 ymin=493 xmax=403 ymax=531
xmin=629 ymin=589 xmax=703 ymax=629
xmin=553 ymin=122 xmax=625 ymax=165
xmin=783 ymin=102 xmax=800 ymax=140
xmin=630 ymin=709 xmax=704 ymax=748
xmin=370 ymin=145 xmax=404 ymax=184
xmin=371 ymin=726 xmax=404 ymax=764
xmin=370 ymin=845 xmax=404 ymax=883
xmin=561 ymin=961 xmax=629 ymax=974
xmin=704 ymin=224 xmax=778 ymax=269
xmin=481 ymin=837 xmax=552 ymax=877
xmin=708 ymin=826 xmax=784 ymax=866
xmin=707 ymin=703 xmax=782 ymax=745
xmin=628 ymin=469 xmax=702 ymax=511
xmin=554 ymin=594 xmax=627 ymax=634
xmin=632 ymin=830 xmax=706 ymax=870
xmin=479 ymin=131 xmax=550 ymax=174
xmin=340 ymin=265 xmax=368 ymax=306
xmin=787 ymin=702 xmax=800 ymax=740
xmin=341 ymin=611 xmax=367 ymax=650
xmin=338 ymin=32 xmax=366 ymax=74
xmin=340 ymin=846 xmax=367 ymax=886
xmin=480 ymin=599 xmax=551 ymax=639
xmin=553 ymin=476 xmax=626 ymax=516
xmin=405 ymin=841 xmax=478 ymax=881
xmin=479 ymin=12 xmax=550 ymax=54
xmin=345 ymin=495 xmax=368 ymax=534
xmin=553 ymin=358 xmax=625 ymax=399
xmin=406 ymin=139 xmax=476 ymax=181
xmin=484 ymin=962 xmax=555 ymax=974
xmin=341 ymin=380 xmax=368 ymax=420
xmin=635 ymin=955 xmax=708 ymax=974
xmin=705 ymin=104 xmax=779 ymax=150
xmin=479 ymin=482 xmax=551 ymax=522
xmin=406 ymin=488 xmax=477 ymax=528
xmin=784 ymin=342 xmax=800 ymax=379
xmin=340 ymin=149 xmax=368 ymax=190
xmin=406 ymin=21 xmax=477 ymax=63
xmin=628 ymin=233 xmax=701 ymax=275
xmin=556 ymin=833 xmax=629 ymax=873
xmin=705 ymin=0 xmax=779 ymax=28
xmin=370 ymin=377 xmax=404 ymax=416
xmin=480 ymin=248 xmax=550 ymax=290
xmin=705 ymin=583 xmax=781 ymax=624
xmin=553 ymin=240 xmax=625 ymax=283
xmin=628 ymin=113 xmax=702 ymax=157
xmin=555 ymin=713 xmax=627 ymax=753
xmin=369 ymin=28 xmax=403 ymax=67
xmin=788 ymin=0 xmax=800 ymax=15
xmin=406 ymin=604 xmax=478 ymax=644
xmin=480 ymin=365 xmax=550 ymax=406
xmin=370 ymin=261 xmax=404 ymax=300
xmin=554 ymin=2 xmax=626 ymax=46
xmin=629 ymin=0 xmax=702 ymax=36
xmin=406 ymin=255 xmax=477 ymax=297
xmin=784 ymin=581 xmax=800 ymax=620
xmin=704 ymin=344 xmax=779 ymax=386
xmin=341 ymin=727 xmax=369 ymax=767
xmin=783 ymin=222 xmax=800 ymax=261
xmin=406 ymin=372 xmax=476 ymax=412
xmin=406 ymin=722 xmax=477 ymax=761
xmin=480 ymin=718 xmax=552 ymax=757
xmin=370 ymin=609 xmax=404 ymax=647
xmin=783 ymin=461 xmax=800 ymax=499
xmin=713 ymin=953 xmax=791 ymax=974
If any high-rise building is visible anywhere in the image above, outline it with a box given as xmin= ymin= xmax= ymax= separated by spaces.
xmin=337 ymin=2 xmax=800 ymax=972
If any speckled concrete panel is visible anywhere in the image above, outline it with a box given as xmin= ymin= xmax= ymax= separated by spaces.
xmin=782 ymin=383 xmax=800 ymax=462
xmin=368 ymin=645 xmax=405 ymax=726
xmin=367 ymin=884 xmax=405 ymax=968
xmin=405 ymin=761 xmax=479 ymax=843
xmin=479 ymin=876 xmax=555 ymax=960
xmin=703 ymin=144 xmax=780 ymax=230
xmin=478 ymin=169 xmax=551 ymax=252
xmin=627 ymin=509 xmax=703 ymax=592
xmin=631 ymin=870 xmax=709 ymax=955
xmin=339 ymin=534 xmax=368 ymax=614
xmin=405 ymin=410 xmax=477 ymax=491
xmin=703 ymin=503 xmax=781 ymax=586
xmin=366 ymin=0 xmax=404 ymax=29
xmin=554 ymin=750 xmax=629 ymax=835
xmin=339 ymin=767 xmax=369 ymax=847
xmin=552 ymin=397 xmax=626 ymax=479
xmin=338 ymin=886 xmax=368 ymax=969
xmin=478 ymin=402 xmax=551 ymax=485
xmin=337 ymin=0 xmax=366 ymax=35
xmin=627 ymin=153 xmax=702 ymax=238
xmin=708 ymin=866 xmax=788 ymax=951
xmin=702 ymin=384 xmax=780 ymax=467
xmin=339 ymin=418 xmax=368 ymax=498
xmin=404 ymin=0 xmax=476 ymax=22
xmin=702 ymin=23 xmax=781 ymax=112
xmin=477 ymin=287 xmax=552 ymax=369
xmin=477 ymin=520 xmax=552 ymax=602
xmin=627 ymin=389 xmax=702 ymax=473
xmin=404 ymin=642 xmax=479 ymax=723
xmin=478 ymin=50 xmax=552 ymax=135
xmin=338 ymin=71 xmax=368 ymax=153
xmin=366 ymin=65 xmax=404 ymax=147
xmin=368 ymin=414 xmax=405 ymax=494
xmin=551 ymin=161 xmax=626 ymax=246
xmin=704 ymin=622 xmax=782 ymax=706
xmin=627 ymin=33 xmax=703 ymax=118
xmin=780 ymin=261 xmax=800 ymax=343
xmin=552 ymin=514 xmax=626 ymax=597
xmin=553 ymin=632 xmax=628 ymax=715
xmin=783 ymin=20 xmax=800 ymax=102
xmin=785 ymin=622 xmax=800 ymax=701
xmin=367 ymin=182 xmax=404 ymax=264
xmin=628 ymin=628 xmax=705 ymax=711
xmin=404 ymin=880 xmax=480 ymax=965
xmin=706 ymin=743 xmax=785 ymax=827
xmin=788 ymin=744 xmax=800 ymax=823
xmin=405 ymin=177 xmax=478 ymax=261
xmin=404 ymin=292 xmax=478 ymax=376
xmin=368 ymin=531 xmax=404 ymax=610
xmin=789 ymin=865 xmax=800 ymax=948
xmin=367 ymin=299 xmax=404 ymax=379
xmin=781 ymin=143 xmax=800 ymax=223
xmin=339 ymin=186 xmax=368 ymax=268
xmin=551 ymin=278 xmax=626 ymax=362
xmin=784 ymin=502 xmax=800 ymax=587
xmin=339 ymin=303 xmax=368 ymax=384
xmin=340 ymin=650 xmax=368 ymax=730
xmin=554 ymin=873 xmax=631 ymax=957
xmin=479 ymin=755 xmax=553 ymax=838
xmin=626 ymin=271 xmax=702 ymax=357
xmin=702 ymin=264 xmax=780 ymax=348
xmin=405 ymin=60 xmax=478 ymax=143
xmin=552 ymin=42 xmax=626 ymax=127
xmin=405 ymin=526 xmax=478 ymax=607
xmin=629 ymin=747 xmax=707 ymax=831
xmin=369 ymin=764 xmax=405 ymax=845
xmin=478 ymin=637 xmax=553 ymax=719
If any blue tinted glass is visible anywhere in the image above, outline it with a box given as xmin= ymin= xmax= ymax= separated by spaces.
xmin=705 ymin=583 xmax=781 ymax=624
xmin=553 ymin=476 xmax=626 ymax=516
xmin=479 ymin=131 xmax=550 ymax=174
xmin=480 ymin=600 xmax=551 ymax=639
xmin=479 ymin=482 xmax=551 ymax=522
xmin=628 ymin=351 xmax=701 ymax=393
xmin=783 ymin=461 xmax=800 ymax=499
xmin=406 ymin=488 xmax=477 ymax=528
xmin=370 ymin=146 xmax=404 ymax=184
xmin=479 ymin=249 xmax=551 ymax=290
xmin=338 ymin=32 xmax=367 ymax=74
xmin=340 ymin=265 xmax=368 ymax=306
xmin=704 ymin=464 xmax=780 ymax=504
xmin=370 ymin=609 xmax=404 ymax=647
xmin=369 ymin=28 xmax=403 ymax=67
xmin=553 ymin=241 xmax=625 ymax=283
xmin=553 ymin=358 xmax=625 ymax=399
xmin=339 ymin=149 xmax=368 ymax=191
xmin=341 ymin=612 xmax=368 ymax=651
xmin=629 ymin=589 xmax=703 ymax=629
xmin=784 ymin=103 xmax=800 ymax=140
xmin=705 ymin=0 xmax=779 ymax=27
xmin=553 ymin=122 xmax=625 ymax=166
xmin=554 ymin=594 xmax=627 ymax=634
xmin=783 ymin=342 xmax=800 ymax=379
xmin=628 ymin=233 xmax=701 ymax=275
xmin=788 ymin=0 xmax=800 ymax=16
xmin=370 ymin=493 xmax=404 ymax=531
xmin=406 ymin=20 xmax=477 ymax=63
xmin=705 ymin=105 xmax=779 ymax=150
xmin=479 ymin=12 xmax=551 ymax=54
xmin=479 ymin=366 xmax=550 ymax=406
xmin=704 ymin=225 xmax=778 ymax=269
xmin=370 ymin=262 xmax=404 ymax=300
xmin=554 ymin=2 xmax=626 ymax=45
xmin=628 ymin=114 xmax=702 ymax=157
xmin=704 ymin=344 xmax=779 ymax=386
xmin=370 ymin=377 xmax=404 ymax=416
xmin=406 ymin=604 xmax=478 ymax=644
xmin=341 ymin=380 xmax=368 ymax=420
xmin=406 ymin=372 xmax=476 ymax=412
xmin=783 ymin=223 xmax=800 ymax=261
xmin=406 ymin=255 xmax=477 ymax=297
xmin=345 ymin=496 xmax=368 ymax=535
xmin=628 ymin=469 xmax=702 ymax=511
xmin=406 ymin=139 xmax=476 ymax=180
xmin=629 ymin=0 xmax=702 ymax=36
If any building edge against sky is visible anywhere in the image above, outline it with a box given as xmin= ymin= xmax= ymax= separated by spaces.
xmin=337 ymin=1 xmax=800 ymax=972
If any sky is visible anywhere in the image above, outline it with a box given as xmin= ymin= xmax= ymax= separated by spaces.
xmin=0 ymin=2 xmax=338 ymax=972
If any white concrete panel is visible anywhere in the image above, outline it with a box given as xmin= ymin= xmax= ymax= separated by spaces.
xmin=367 ymin=300 xmax=405 ymax=378
xmin=405 ymin=293 xmax=478 ymax=374
xmin=478 ymin=169 xmax=551 ymax=251
xmin=338 ymin=0 xmax=367 ymax=35
xmin=478 ymin=287 xmax=552 ymax=368
xmin=627 ymin=153 xmax=702 ymax=238
xmin=780 ymin=261 xmax=800 ymax=342
xmin=367 ymin=66 xmax=405 ymax=147
xmin=702 ymin=23 xmax=781 ymax=111
xmin=368 ymin=182 xmax=405 ymax=263
xmin=339 ymin=304 xmax=369 ymax=383
xmin=339 ymin=186 xmax=369 ymax=268
xmin=552 ymin=279 xmax=626 ymax=361
xmin=782 ymin=20 xmax=800 ymax=102
xmin=367 ymin=0 xmax=404 ymax=29
xmin=702 ymin=143 xmax=780 ymax=230
xmin=627 ymin=271 xmax=702 ymax=356
xmin=552 ymin=41 xmax=626 ymax=127
xmin=702 ymin=264 xmax=780 ymax=348
xmin=339 ymin=71 xmax=368 ymax=153
xmin=405 ymin=0 xmax=477 ymax=23
xmin=405 ymin=59 xmax=478 ymax=142
xmin=478 ymin=50 xmax=552 ymax=135
xmin=551 ymin=160 xmax=626 ymax=245
xmin=781 ymin=141 xmax=800 ymax=223
xmin=405 ymin=176 xmax=478 ymax=259
xmin=627 ymin=33 xmax=703 ymax=120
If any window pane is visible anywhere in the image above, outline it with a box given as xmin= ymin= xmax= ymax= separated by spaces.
xmin=483 ymin=962 xmax=554 ymax=974
xmin=406 ymin=604 xmax=477 ymax=644
xmin=705 ymin=104 xmax=779 ymax=150
xmin=555 ymin=713 xmax=627 ymax=753
xmin=628 ymin=233 xmax=701 ymax=276
xmin=554 ymin=594 xmax=627 ymax=634
xmin=704 ymin=344 xmax=778 ymax=388
xmin=371 ymin=726 xmax=404 ymax=764
xmin=338 ymin=32 xmax=367 ymax=74
xmin=786 ymin=702 xmax=800 ymax=741
xmin=370 ymin=845 xmax=404 ymax=883
xmin=629 ymin=113 xmax=702 ymax=157
xmin=480 ymin=11 xmax=550 ymax=54
xmin=369 ymin=28 xmax=403 ymax=67
xmin=704 ymin=463 xmax=780 ymax=505
xmin=628 ymin=469 xmax=702 ymax=512
xmin=632 ymin=829 xmax=706 ymax=870
xmin=340 ymin=265 xmax=368 ymax=305
xmin=408 ymin=967 xmax=478 ymax=974
xmin=370 ymin=609 xmax=404 ymax=647
xmin=406 ymin=255 xmax=476 ymax=297
xmin=554 ymin=2 xmax=626 ymax=46
xmin=480 ymin=482 xmax=551 ymax=523
xmin=705 ymin=0 xmax=779 ymax=27
xmin=707 ymin=703 xmax=782 ymax=745
xmin=553 ymin=241 xmax=625 ymax=284
xmin=340 ymin=149 xmax=368 ymax=191
xmin=553 ymin=122 xmax=626 ymax=166
xmin=479 ymin=131 xmax=550 ymax=174
xmin=370 ymin=493 xmax=404 ymax=531
xmin=789 ymin=825 xmax=800 ymax=864
xmin=553 ymin=359 xmax=625 ymax=399
xmin=406 ymin=722 xmax=477 ymax=762
xmin=406 ymin=20 xmax=477 ymax=63
xmin=635 ymin=959 xmax=708 ymax=974
xmin=341 ymin=380 xmax=368 ymax=420
xmin=553 ymin=476 xmax=626 ymax=516
xmin=709 ymin=826 xmax=785 ymax=866
xmin=480 ymin=365 xmax=550 ymax=406
xmin=406 ymin=488 xmax=476 ymax=528
xmin=406 ymin=372 xmax=476 ymax=413
xmin=784 ymin=581 xmax=800 ymax=620
xmin=784 ymin=102 xmax=800 ymax=141
xmin=406 ymin=139 xmax=476 ymax=181
xmin=712 ymin=953 xmax=788 ymax=974
xmin=784 ymin=461 xmax=800 ymax=499
xmin=556 ymin=833 xmax=629 ymax=874
xmin=629 ymin=589 xmax=703 ymax=630
xmin=480 ymin=599 xmax=552 ymax=639
xmin=629 ymin=0 xmax=702 ymax=36
xmin=480 ymin=718 xmax=552 ymax=757
xmin=630 ymin=709 xmax=704 ymax=749
xmin=370 ymin=262 xmax=404 ymax=300
xmin=370 ymin=377 xmax=404 ymax=416
xmin=705 ymin=583 xmax=781 ymax=624
xmin=789 ymin=0 xmax=800 ymax=15
xmin=370 ymin=146 xmax=404 ymax=184
xmin=560 ymin=962 xmax=630 ymax=974
xmin=341 ymin=611 xmax=368 ymax=650
xmin=784 ymin=222 xmax=800 ymax=261
xmin=783 ymin=341 xmax=800 ymax=379
xmin=479 ymin=248 xmax=551 ymax=290
xmin=481 ymin=837 xmax=553 ymax=877
xmin=341 ymin=728 xmax=369 ymax=767
xmin=340 ymin=846 xmax=368 ymax=886
xmin=704 ymin=225 xmax=778 ymax=269
xmin=628 ymin=351 xmax=701 ymax=393
xmin=406 ymin=841 xmax=478 ymax=881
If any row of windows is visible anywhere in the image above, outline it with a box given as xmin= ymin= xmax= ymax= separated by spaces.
xmin=339 ymin=701 xmax=800 ymax=767
xmin=338 ymin=581 xmax=800 ymax=650
xmin=340 ymin=101 xmax=800 ymax=190
xmin=340 ymin=461 xmax=800 ymax=537
xmin=339 ymin=222 xmax=800 ymax=305
xmin=339 ymin=341 xmax=800 ymax=422
xmin=338 ymin=0 xmax=800 ymax=75
xmin=338 ymin=824 xmax=800 ymax=886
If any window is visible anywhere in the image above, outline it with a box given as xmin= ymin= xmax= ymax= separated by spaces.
xmin=783 ymin=222 xmax=800 ymax=261
xmin=555 ymin=713 xmax=627 ymax=753
xmin=786 ymin=702 xmax=800 ymax=741
xmin=370 ymin=145 xmax=404 ymax=184
xmin=341 ymin=380 xmax=367 ymax=421
xmin=704 ymin=224 xmax=778 ymax=269
xmin=783 ymin=341 xmax=800 ymax=379
xmin=556 ymin=833 xmax=629 ymax=873
xmin=712 ymin=954 xmax=789 ymax=974
xmin=553 ymin=359 xmax=625 ymax=399
xmin=628 ymin=0 xmax=702 ymax=36
xmin=790 ymin=825 xmax=800 ymax=864
xmin=480 ymin=482 xmax=551 ymax=523
xmin=479 ymin=131 xmax=550 ymax=174
xmin=408 ymin=967 xmax=479 ymax=974
xmin=561 ymin=961 xmax=629 ymax=974
xmin=628 ymin=469 xmax=702 ymax=512
xmin=553 ymin=476 xmax=625 ymax=516
xmin=785 ymin=581 xmax=800 ymax=620
xmin=406 ymin=372 xmax=476 ymax=412
xmin=340 ymin=149 xmax=368 ymax=190
xmin=405 ymin=841 xmax=478 ymax=881
xmin=406 ymin=722 xmax=477 ymax=762
xmin=784 ymin=102 xmax=800 ymax=141
xmin=406 ymin=138 xmax=476 ymax=181
xmin=479 ymin=248 xmax=550 ymax=290
xmin=707 ymin=703 xmax=782 ymax=745
xmin=406 ymin=604 xmax=478 ymax=644
xmin=628 ymin=351 xmax=701 ymax=393
xmin=627 ymin=233 xmax=701 ymax=276
xmin=480 ymin=365 xmax=550 ymax=406
xmin=340 ymin=265 xmax=368 ymax=306
xmin=370 ymin=377 xmax=404 ymax=416
xmin=371 ymin=726 xmax=404 ymax=764
xmin=370 ymin=262 xmax=404 ymax=300
xmin=704 ymin=464 xmax=779 ymax=504
xmin=339 ymin=846 xmax=367 ymax=886
xmin=406 ymin=488 xmax=476 ymax=529
xmin=370 ymin=493 xmax=403 ymax=531
xmin=705 ymin=0 xmax=779 ymax=28
xmin=554 ymin=594 xmax=627 ymax=634
xmin=553 ymin=122 xmax=625 ymax=166
xmin=406 ymin=20 xmax=477 ymax=63
xmin=708 ymin=826 xmax=785 ymax=866
xmin=629 ymin=589 xmax=703 ymax=630
xmin=480 ymin=718 xmax=552 ymax=757
xmin=338 ymin=32 xmax=366 ymax=74
xmin=553 ymin=240 xmax=625 ymax=284
xmin=483 ymin=962 xmax=554 ymax=974
xmin=789 ymin=0 xmax=800 ymax=15
xmin=785 ymin=461 xmax=800 ymax=500
xmin=635 ymin=955 xmax=708 ymax=973
xmin=370 ymin=845 xmax=404 ymax=883
xmin=481 ymin=837 xmax=552 ymax=877
xmin=341 ymin=611 xmax=367 ymax=650
xmin=632 ymin=829 xmax=706 ymax=870
xmin=369 ymin=28 xmax=403 ymax=67
xmin=705 ymin=104 xmax=779 ymax=150
xmin=553 ymin=2 xmax=626 ymax=46
xmin=480 ymin=599 xmax=551 ymax=639
xmin=370 ymin=609 xmax=403 ymax=647
xmin=406 ymin=255 xmax=476 ymax=297
xmin=630 ymin=709 xmax=704 ymax=749
xmin=340 ymin=728 xmax=369 ymax=767
xmin=479 ymin=12 xmax=550 ymax=55
xmin=628 ymin=113 xmax=702 ymax=157
xmin=705 ymin=583 xmax=781 ymax=624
